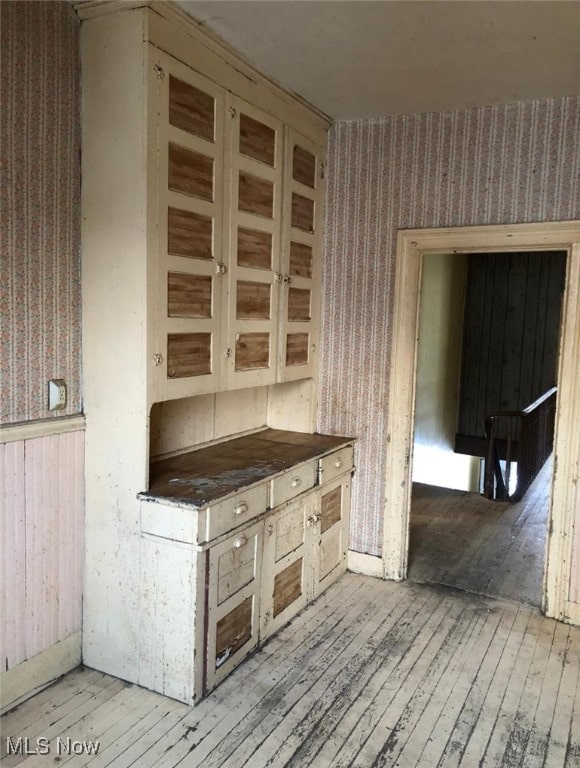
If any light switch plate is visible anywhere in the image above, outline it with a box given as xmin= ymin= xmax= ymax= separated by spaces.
xmin=48 ymin=379 xmax=67 ymax=411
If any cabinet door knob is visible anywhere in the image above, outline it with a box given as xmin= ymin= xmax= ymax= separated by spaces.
xmin=334 ymin=458 xmax=343 ymax=469
xmin=291 ymin=476 xmax=302 ymax=488
xmin=234 ymin=502 xmax=249 ymax=516
xmin=307 ymin=513 xmax=321 ymax=526
xmin=233 ymin=535 xmax=248 ymax=549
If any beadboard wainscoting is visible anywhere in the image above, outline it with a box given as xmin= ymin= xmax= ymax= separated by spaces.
xmin=0 ymin=425 xmax=84 ymax=712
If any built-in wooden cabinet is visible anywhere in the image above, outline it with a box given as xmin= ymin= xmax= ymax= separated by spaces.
xmin=139 ymin=429 xmax=354 ymax=702
xmin=155 ymin=53 xmax=226 ymax=399
xmin=150 ymin=47 xmax=325 ymax=401
xmin=79 ymin=1 xmax=332 ymax=708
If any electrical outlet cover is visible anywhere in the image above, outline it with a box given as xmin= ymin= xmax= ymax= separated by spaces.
xmin=48 ymin=379 xmax=67 ymax=411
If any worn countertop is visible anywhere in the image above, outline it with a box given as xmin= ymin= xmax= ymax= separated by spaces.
xmin=139 ymin=428 xmax=354 ymax=508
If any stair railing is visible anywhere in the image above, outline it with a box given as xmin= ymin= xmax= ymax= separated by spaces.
xmin=483 ymin=387 xmax=557 ymax=502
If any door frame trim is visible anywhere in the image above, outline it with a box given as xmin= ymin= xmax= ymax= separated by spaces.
xmin=383 ymin=220 xmax=580 ymax=624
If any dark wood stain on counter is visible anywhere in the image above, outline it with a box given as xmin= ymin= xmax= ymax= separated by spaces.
xmin=143 ymin=429 xmax=353 ymax=507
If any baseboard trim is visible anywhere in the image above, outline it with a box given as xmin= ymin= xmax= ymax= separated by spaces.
xmin=347 ymin=550 xmax=384 ymax=578
xmin=0 ymin=632 xmax=82 ymax=714
xmin=562 ymin=601 xmax=580 ymax=626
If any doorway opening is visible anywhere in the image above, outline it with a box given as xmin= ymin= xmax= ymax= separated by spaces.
xmin=406 ymin=248 xmax=565 ymax=607
xmin=382 ymin=221 xmax=580 ymax=624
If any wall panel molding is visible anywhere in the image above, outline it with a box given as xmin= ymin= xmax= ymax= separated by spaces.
xmin=0 ymin=415 xmax=85 ymax=444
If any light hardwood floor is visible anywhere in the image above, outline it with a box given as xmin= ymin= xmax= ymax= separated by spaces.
xmin=408 ymin=457 xmax=552 ymax=607
xmin=2 ymin=569 xmax=579 ymax=767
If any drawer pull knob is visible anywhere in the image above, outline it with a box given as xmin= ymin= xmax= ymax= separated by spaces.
xmin=234 ymin=502 xmax=249 ymax=516
xmin=233 ymin=535 xmax=248 ymax=549
xmin=334 ymin=458 xmax=343 ymax=468
xmin=291 ymin=476 xmax=302 ymax=488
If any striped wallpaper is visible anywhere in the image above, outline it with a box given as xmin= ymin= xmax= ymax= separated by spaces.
xmin=318 ymin=96 xmax=580 ymax=556
xmin=0 ymin=1 xmax=81 ymax=424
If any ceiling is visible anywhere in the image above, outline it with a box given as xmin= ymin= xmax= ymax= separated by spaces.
xmin=175 ymin=0 xmax=580 ymax=121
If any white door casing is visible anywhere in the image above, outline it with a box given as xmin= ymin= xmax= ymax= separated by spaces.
xmin=383 ymin=221 xmax=580 ymax=625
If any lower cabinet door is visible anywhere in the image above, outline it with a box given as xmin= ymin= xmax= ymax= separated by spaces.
xmin=206 ymin=519 xmax=263 ymax=692
xmin=314 ymin=472 xmax=351 ymax=598
xmin=260 ymin=494 xmax=313 ymax=640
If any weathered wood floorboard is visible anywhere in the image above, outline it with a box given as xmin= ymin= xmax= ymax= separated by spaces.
xmin=408 ymin=456 xmax=551 ymax=606
xmin=2 ymin=573 xmax=578 ymax=768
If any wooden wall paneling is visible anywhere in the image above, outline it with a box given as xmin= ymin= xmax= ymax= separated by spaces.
xmin=541 ymin=252 xmax=567 ymax=394
xmin=1 ymin=441 xmax=26 ymax=668
xmin=152 ymin=50 xmax=226 ymax=401
xmin=1 ymin=432 xmax=84 ymax=673
xmin=277 ymin=128 xmax=324 ymax=383
xmin=457 ymin=251 xmax=567 ymax=448
xmin=475 ymin=257 xmax=495 ymax=434
xmin=502 ymin=252 xmax=528 ymax=410
xmin=485 ymin=258 xmax=509 ymax=425
xmin=225 ymin=93 xmax=283 ymax=389
xmin=519 ymin=254 xmax=543 ymax=409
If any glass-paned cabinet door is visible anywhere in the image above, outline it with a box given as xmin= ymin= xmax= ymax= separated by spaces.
xmin=278 ymin=128 xmax=325 ymax=383
xmin=150 ymin=50 xmax=226 ymax=401
xmin=224 ymin=94 xmax=283 ymax=390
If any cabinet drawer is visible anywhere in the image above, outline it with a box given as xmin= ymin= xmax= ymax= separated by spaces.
xmin=205 ymin=483 xmax=268 ymax=542
xmin=270 ymin=460 xmax=316 ymax=507
xmin=319 ymin=445 xmax=353 ymax=486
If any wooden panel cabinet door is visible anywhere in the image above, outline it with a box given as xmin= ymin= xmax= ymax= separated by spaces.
xmin=313 ymin=473 xmax=351 ymax=599
xmin=278 ymin=129 xmax=325 ymax=383
xmin=260 ymin=495 xmax=313 ymax=640
xmin=206 ymin=519 xmax=263 ymax=692
xmin=224 ymin=94 xmax=283 ymax=390
xmin=151 ymin=50 xmax=226 ymax=402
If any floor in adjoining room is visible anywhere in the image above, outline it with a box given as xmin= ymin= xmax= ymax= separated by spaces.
xmin=408 ymin=457 xmax=552 ymax=607
xmin=2 ymin=568 xmax=579 ymax=768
